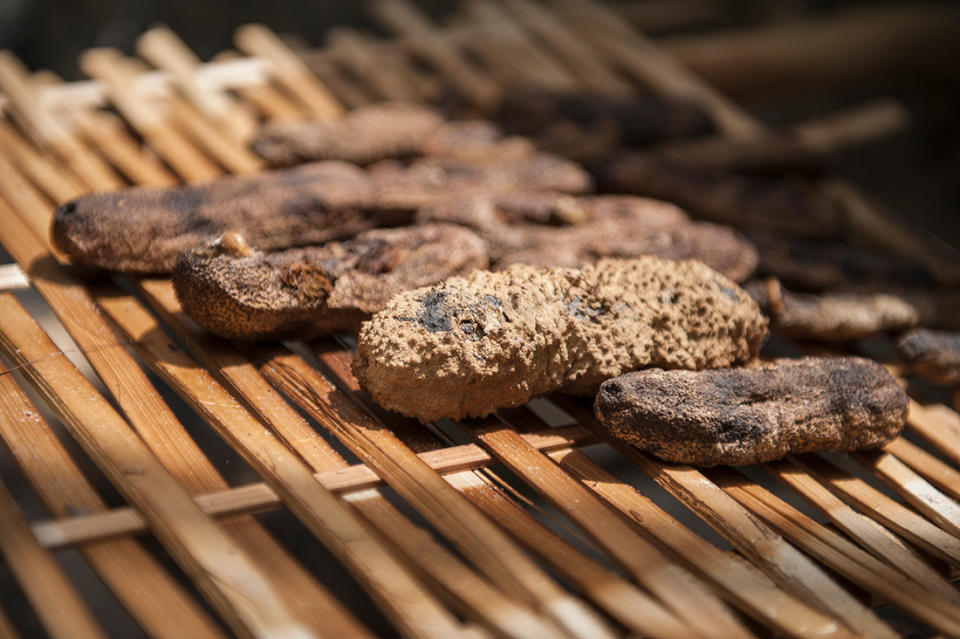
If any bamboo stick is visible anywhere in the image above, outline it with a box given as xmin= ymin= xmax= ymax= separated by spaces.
xmin=249 ymin=344 xmax=613 ymax=639
xmin=30 ymin=424 xmax=593 ymax=549
xmin=309 ymin=53 xmax=380 ymax=109
xmin=708 ymin=466 xmax=960 ymax=636
xmin=659 ymin=4 xmax=960 ymax=102
xmin=212 ymin=51 xmax=307 ymax=121
xmin=0 ymin=358 xmax=229 ymax=639
xmin=164 ymin=93 xmax=264 ymax=174
xmin=907 ymin=400 xmax=960 ymax=467
xmin=792 ymin=454 xmax=960 ymax=573
xmin=132 ymin=285 xmax=568 ymax=639
xmin=884 ymin=437 xmax=960 ymax=503
xmin=49 ymin=61 xmax=576 ymax=639
xmin=93 ymin=283 xmax=483 ymax=639
xmin=326 ymin=29 xmax=426 ymax=103
xmin=499 ymin=0 xmax=632 ymax=94
xmin=0 ymin=292 xmax=314 ymax=639
xmin=29 ymin=71 xmax=176 ymax=188
xmin=0 ymin=475 xmax=107 ymax=639
xmin=455 ymin=1 xmax=579 ymax=90
xmin=856 ymin=449 xmax=960 ymax=540
xmin=557 ymin=398 xmax=891 ymax=636
xmin=234 ymin=24 xmax=343 ymax=119
xmin=767 ymin=456 xmax=958 ymax=605
xmin=314 ymin=344 xmax=697 ymax=639
xmin=551 ymin=448 xmax=855 ymax=639
xmin=0 ymin=56 xmax=274 ymax=114
xmin=369 ymin=0 xmax=500 ymax=109
xmin=70 ymin=110 xmax=178 ymax=187
xmin=552 ymin=0 xmax=761 ymax=136
xmin=137 ymin=25 xmax=257 ymax=143
xmin=0 ymin=119 xmax=86 ymax=201
xmin=0 ymin=96 xmax=372 ymax=638
xmin=463 ymin=416 xmax=752 ymax=639
xmin=0 ymin=51 xmax=124 ymax=190
xmin=650 ymin=97 xmax=910 ymax=171
xmin=0 ymin=263 xmax=28 ymax=291
xmin=79 ymin=48 xmax=222 ymax=182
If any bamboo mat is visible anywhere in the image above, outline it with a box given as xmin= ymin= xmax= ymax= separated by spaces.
xmin=0 ymin=1 xmax=958 ymax=637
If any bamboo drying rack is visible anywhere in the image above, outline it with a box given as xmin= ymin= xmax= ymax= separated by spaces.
xmin=1 ymin=1 xmax=960 ymax=637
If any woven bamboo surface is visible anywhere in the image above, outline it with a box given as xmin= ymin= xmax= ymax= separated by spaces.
xmin=0 ymin=1 xmax=959 ymax=637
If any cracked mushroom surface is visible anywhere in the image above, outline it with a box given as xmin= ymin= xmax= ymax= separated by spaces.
xmin=594 ymin=357 xmax=907 ymax=466
xmin=173 ymin=224 xmax=488 ymax=341
xmin=353 ymin=257 xmax=767 ymax=422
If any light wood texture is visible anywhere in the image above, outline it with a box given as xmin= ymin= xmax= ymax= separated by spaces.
xmin=0 ymin=293 xmax=313 ymax=639
xmin=30 ymin=425 xmax=593 ymax=547
xmin=234 ymin=24 xmax=343 ymax=118
xmin=856 ymin=449 xmax=960 ymax=540
xmin=137 ymin=25 xmax=258 ymax=143
xmin=0 ymin=117 xmax=375 ymax=639
xmin=793 ymin=454 xmax=960 ymax=573
xmin=315 ymin=344 xmax=696 ymax=639
xmin=249 ymin=344 xmax=613 ymax=639
xmin=369 ymin=0 xmax=500 ymax=109
xmin=885 ymin=436 xmax=960 ymax=503
xmin=0 ymin=359 xmax=228 ymax=639
xmin=80 ymin=48 xmax=222 ymax=182
xmin=768 ymin=455 xmax=958 ymax=605
xmin=552 ymin=448 xmax=853 ymax=639
xmin=95 ymin=281 xmax=476 ymax=639
xmin=0 ymin=263 xmax=29 ymax=291
xmin=0 ymin=51 xmax=124 ymax=189
xmin=0 ymin=476 xmax=106 ymax=639
xmin=463 ymin=417 xmax=752 ymax=639
xmin=500 ymin=0 xmax=632 ymax=94
xmin=125 ymin=70 xmax=590 ymax=638
xmin=709 ymin=466 xmax=960 ymax=636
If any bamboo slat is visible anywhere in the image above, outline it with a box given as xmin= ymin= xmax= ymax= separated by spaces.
xmin=499 ymin=0 xmax=632 ymax=94
xmin=314 ymin=345 xmax=697 ymax=639
xmin=369 ymin=0 xmax=500 ymax=109
xmin=556 ymin=398 xmax=892 ymax=636
xmin=93 ymin=281 xmax=480 ymax=639
xmin=0 ymin=293 xmax=314 ymax=639
xmin=30 ymin=426 xmax=594 ymax=549
xmin=0 ymin=475 xmax=106 ymax=639
xmin=234 ymin=24 xmax=344 ymax=119
xmin=856 ymin=449 xmax=960 ymax=540
xmin=708 ymin=466 xmax=960 ymax=636
xmin=117 ymin=65 xmax=597 ymax=637
xmin=212 ymin=51 xmax=307 ymax=120
xmin=0 ymin=123 xmax=371 ymax=638
xmin=455 ymin=1 xmax=579 ymax=90
xmin=884 ymin=437 xmax=960 ymax=503
xmin=1 ymin=7 xmax=960 ymax=637
xmin=0 ymin=66 xmax=382 ymax=633
xmin=0 ymin=357 xmax=228 ymax=639
xmin=327 ymin=29 xmax=426 ymax=104
xmin=463 ymin=417 xmax=753 ymax=639
xmin=79 ymin=48 xmax=222 ymax=182
xmin=0 ymin=263 xmax=29 ymax=291
xmin=551 ymin=448 xmax=852 ymax=639
xmin=97 ymin=283 xmax=596 ymax=639
xmin=792 ymin=454 xmax=960 ymax=573
xmin=767 ymin=456 xmax=958 ymax=605
xmin=248 ymin=345 xmax=614 ymax=639
xmin=0 ymin=52 xmax=124 ymax=189
xmin=137 ymin=25 xmax=258 ymax=143
xmin=907 ymin=400 xmax=960 ymax=467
